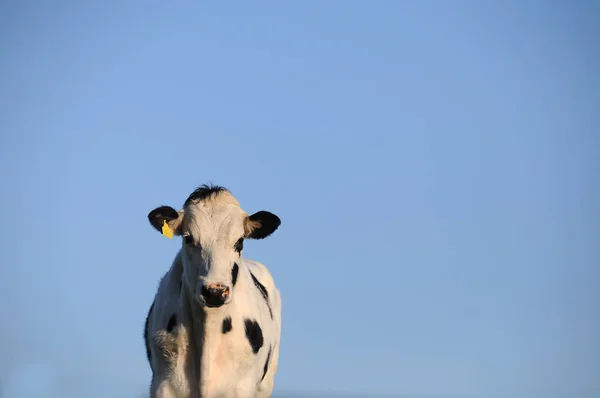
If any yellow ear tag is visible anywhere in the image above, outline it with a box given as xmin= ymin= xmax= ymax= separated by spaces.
xmin=161 ymin=220 xmax=173 ymax=239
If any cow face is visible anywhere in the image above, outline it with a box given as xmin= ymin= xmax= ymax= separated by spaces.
xmin=148 ymin=185 xmax=281 ymax=308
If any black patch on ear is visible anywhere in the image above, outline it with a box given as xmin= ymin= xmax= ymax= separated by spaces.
xmin=244 ymin=319 xmax=264 ymax=354
xmin=184 ymin=184 xmax=228 ymax=207
xmin=247 ymin=211 xmax=281 ymax=240
xmin=222 ymin=316 xmax=232 ymax=334
xmin=144 ymin=300 xmax=155 ymax=366
xmin=166 ymin=314 xmax=177 ymax=333
xmin=251 ymin=272 xmax=273 ymax=319
xmin=148 ymin=206 xmax=179 ymax=232
xmin=261 ymin=345 xmax=272 ymax=382
xmin=231 ymin=263 xmax=239 ymax=287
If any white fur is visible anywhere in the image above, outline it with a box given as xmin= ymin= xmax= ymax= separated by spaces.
xmin=145 ymin=191 xmax=281 ymax=398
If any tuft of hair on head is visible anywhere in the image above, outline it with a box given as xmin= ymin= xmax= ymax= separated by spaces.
xmin=183 ymin=183 xmax=229 ymax=208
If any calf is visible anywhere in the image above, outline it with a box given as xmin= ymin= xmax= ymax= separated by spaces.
xmin=144 ymin=184 xmax=282 ymax=398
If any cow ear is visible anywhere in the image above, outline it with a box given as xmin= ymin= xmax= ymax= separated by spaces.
xmin=244 ymin=211 xmax=281 ymax=240
xmin=148 ymin=206 xmax=184 ymax=237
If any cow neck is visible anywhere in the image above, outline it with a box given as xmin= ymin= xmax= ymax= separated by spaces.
xmin=179 ymin=267 xmax=246 ymax=397
xmin=178 ymin=279 xmax=204 ymax=397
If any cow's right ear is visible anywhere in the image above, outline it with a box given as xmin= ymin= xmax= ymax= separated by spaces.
xmin=148 ymin=206 xmax=184 ymax=237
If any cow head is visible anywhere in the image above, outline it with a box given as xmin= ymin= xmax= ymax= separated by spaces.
xmin=147 ymin=184 xmax=281 ymax=308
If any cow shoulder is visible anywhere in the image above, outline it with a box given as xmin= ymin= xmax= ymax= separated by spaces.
xmin=144 ymin=299 xmax=155 ymax=367
xmin=243 ymin=259 xmax=276 ymax=294
xmin=243 ymin=258 xmax=281 ymax=323
xmin=148 ymin=252 xmax=185 ymax=365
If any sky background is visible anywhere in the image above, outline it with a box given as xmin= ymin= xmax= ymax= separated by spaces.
xmin=0 ymin=1 xmax=599 ymax=397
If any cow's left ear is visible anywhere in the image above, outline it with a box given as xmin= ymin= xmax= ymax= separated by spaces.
xmin=148 ymin=205 xmax=184 ymax=237
xmin=244 ymin=211 xmax=281 ymax=240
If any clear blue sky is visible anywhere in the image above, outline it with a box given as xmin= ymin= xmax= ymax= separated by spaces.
xmin=0 ymin=1 xmax=598 ymax=397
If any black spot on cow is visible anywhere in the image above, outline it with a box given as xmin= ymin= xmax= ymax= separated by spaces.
xmin=144 ymin=300 xmax=155 ymax=365
xmin=222 ymin=316 xmax=232 ymax=334
xmin=244 ymin=319 xmax=264 ymax=354
xmin=184 ymin=184 xmax=228 ymax=208
xmin=250 ymin=272 xmax=273 ymax=319
xmin=231 ymin=263 xmax=239 ymax=287
xmin=166 ymin=314 xmax=177 ymax=333
xmin=234 ymin=237 xmax=244 ymax=253
xmin=261 ymin=345 xmax=272 ymax=382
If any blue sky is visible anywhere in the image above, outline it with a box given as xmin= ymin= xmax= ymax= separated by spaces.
xmin=0 ymin=1 xmax=598 ymax=397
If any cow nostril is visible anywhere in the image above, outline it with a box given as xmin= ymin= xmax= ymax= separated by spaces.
xmin=201 ymin=284 xmax=230 ymax=307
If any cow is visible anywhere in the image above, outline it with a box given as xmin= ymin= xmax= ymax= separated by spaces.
xmin=143 ymin=184 xmax=282 ymax=398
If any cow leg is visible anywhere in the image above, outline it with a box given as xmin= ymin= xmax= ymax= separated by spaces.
xmin=255 ymin=384 xmax=273 ymax=398
xmin=255 ymin=341 xmax=279 ymax=398
xmin=256 ymin=366 xmax=276 ymax=398
xmin=151 ymin=378 xmax=179 ymax=398
xmin=233 ymin=378 xmax=259 ymax=398
xmin=255 ymin=378 xmax=274 ymax=398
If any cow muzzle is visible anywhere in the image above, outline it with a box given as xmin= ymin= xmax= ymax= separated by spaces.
xmin=200 ymin=282 xmax=231 ymax=308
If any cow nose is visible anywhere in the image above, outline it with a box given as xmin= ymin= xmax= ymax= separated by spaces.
xmin=200 ymin=283 xmax=230 ymax=307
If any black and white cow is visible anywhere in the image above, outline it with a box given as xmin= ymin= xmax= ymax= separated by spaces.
xmin=144 ymin=184 xmax=282 ymax=398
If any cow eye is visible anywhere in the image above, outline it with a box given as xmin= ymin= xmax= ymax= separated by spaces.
xmin=234 ymin=237 xmax=244 ymax=253
xmin=183 ymin=234 xmax=194 ymax=245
